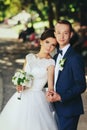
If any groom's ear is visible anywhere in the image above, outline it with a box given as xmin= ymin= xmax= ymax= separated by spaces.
xmin=70 ymin=32 xmax=73 ymax=38
xmin=54 ymin=32 xmax=56 ymax=37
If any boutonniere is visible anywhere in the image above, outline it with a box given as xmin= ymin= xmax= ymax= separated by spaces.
xmin=59 ymin=58 xmax=66 ymax=71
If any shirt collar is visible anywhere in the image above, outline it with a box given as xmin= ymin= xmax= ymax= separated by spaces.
xmin=60 ymin=44 xmax=70 ymax=56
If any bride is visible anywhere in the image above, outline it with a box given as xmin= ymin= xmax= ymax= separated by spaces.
xmin=0 ymin=28 xmax=59 ymax=130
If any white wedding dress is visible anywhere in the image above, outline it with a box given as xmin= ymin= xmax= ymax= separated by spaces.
xmin=0 ymin=53 xmax=59 ymax=130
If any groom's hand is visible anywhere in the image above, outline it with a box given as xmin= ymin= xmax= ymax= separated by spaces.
xmin=51 ymin=91 xmax=62 ymax=102
xmin=46 ymin=90 xmax=61 ymax=102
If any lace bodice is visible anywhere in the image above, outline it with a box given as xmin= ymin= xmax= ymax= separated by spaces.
xmin=24 ymin=53 xmax=55 ymax=90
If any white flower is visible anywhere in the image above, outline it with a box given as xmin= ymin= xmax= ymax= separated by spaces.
xmin=12 ymin=69 xmax=34 ymax=100
xmin=59 ymin=58 xmax=66 ymax=71
xmin=12 ymin=69 xmax=34 ymax=87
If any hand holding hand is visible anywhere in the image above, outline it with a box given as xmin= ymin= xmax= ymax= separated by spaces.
xmin=46 ymin=90 xmax=61 ymax=102
xmin=51 ymin=91 xmax=61 ymax=102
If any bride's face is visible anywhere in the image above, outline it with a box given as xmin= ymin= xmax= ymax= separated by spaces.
xmin=40 ymin=37 xmax=57 ymax=54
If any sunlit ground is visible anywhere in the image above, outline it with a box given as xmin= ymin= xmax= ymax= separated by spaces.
xmin=0 ymin=21 xmax=49 ymax=40
xmin=0 ymin=28 xmax=18 ymax=39
xmin=0 ymin=38 xmax=39 ymax=73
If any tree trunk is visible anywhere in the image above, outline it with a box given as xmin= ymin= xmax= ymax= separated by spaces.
xmin=55 ymin=0 xmax=62 ymax=21
xmin=80 ymin=4 xmax=87 ymax=26
xmin=47 ymin=0 xmax=54 ymax=28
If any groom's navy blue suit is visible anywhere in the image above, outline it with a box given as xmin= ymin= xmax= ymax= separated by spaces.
xmin=54 ymin=46 xmax=86 ymax=130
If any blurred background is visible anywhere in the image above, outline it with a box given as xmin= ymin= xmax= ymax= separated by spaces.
xmin=0 ymin=0 xmax=87 ymax=59
xmin=0 ymin=1 xmax=87 ymax=129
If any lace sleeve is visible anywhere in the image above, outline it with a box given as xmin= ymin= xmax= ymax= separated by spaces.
xmin=48 ymin=59 xmax=55 ymax=67
xmin=26 ymin=53 xmax=33 ymax=62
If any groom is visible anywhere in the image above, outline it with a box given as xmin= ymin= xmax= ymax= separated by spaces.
xmin=46 ymin=20 xmax=86 ymax=130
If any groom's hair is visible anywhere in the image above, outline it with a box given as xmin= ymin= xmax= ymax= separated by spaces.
xmin=55 ymin=20 xmax=73 ymax=32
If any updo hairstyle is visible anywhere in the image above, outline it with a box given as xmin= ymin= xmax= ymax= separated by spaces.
xmin=40 ymin=28 xmax=55 ymax=40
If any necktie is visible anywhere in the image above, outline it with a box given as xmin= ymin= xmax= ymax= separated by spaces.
xmin=58 ymin=49 xmax=62 ymax=55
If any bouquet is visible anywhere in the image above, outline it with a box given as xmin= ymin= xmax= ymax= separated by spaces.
xmin=12 ymin=69 xmax=34 ymax=100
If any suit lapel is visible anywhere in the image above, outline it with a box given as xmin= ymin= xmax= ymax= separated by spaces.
xmin=63 ymin=46 xmax=73 ymax=59
xmin=56 ymin=46 xmax=73 ymax=81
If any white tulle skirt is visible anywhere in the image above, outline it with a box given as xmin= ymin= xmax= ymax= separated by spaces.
xmin=0 ymin=89 xmax=59 ymax=130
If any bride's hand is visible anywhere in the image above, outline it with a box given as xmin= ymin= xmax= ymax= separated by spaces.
xmin=16 ymin=85 xmax=25 ymax=92
xmin=46 ymin=90 xmax=54 ymax=102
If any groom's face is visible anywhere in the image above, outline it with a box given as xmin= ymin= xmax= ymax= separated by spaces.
xmin=54 ymin=23 xmax=72 ymax=48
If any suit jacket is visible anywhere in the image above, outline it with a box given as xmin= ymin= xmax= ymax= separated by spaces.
xmin=53 ymin=46 xmax=86 ymax=117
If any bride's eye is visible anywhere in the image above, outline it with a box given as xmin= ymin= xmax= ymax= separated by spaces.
xmin=45 ymin=40 xmax=49 ymax=44
xmin=52 ymin=44 xmax=56 ymax=47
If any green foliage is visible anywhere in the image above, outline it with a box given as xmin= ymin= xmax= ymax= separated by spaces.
xmin=0 ymin=0 xmax=21 ymax=21
xmin=0 ymin=0 xmax=87 ymax=26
